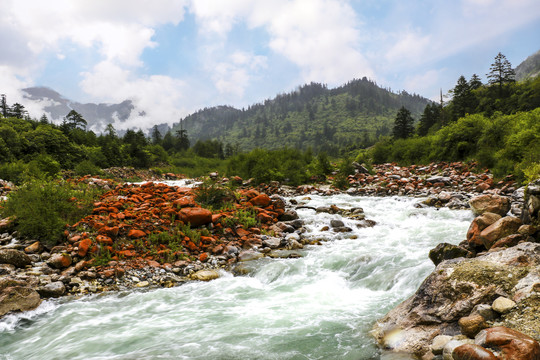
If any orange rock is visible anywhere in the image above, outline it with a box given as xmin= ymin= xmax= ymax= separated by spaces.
xmin=99 ymin=226 xmax=120 ymax=237
xmin=249 ymin=194 xmax=271 ymax=207
xmin=147 ymin=260 xmax=161 ymax=267
xmin=257 ymin=212 xmax=274 ymax=223
xmin=179 ymin=207 xmax=212 ymax=227
xmin=96 ymin=235 xmax=113 ymax=246
xmin=128 ymin=229 xmax=147 ymax=238
xmin=78 ymin=238 xmax=93 ymax=257
xmin=173 ymin=197 xmax=196 ymax=208
xmin=186 ymin=241 xmax=199 ymax=251
xmin=199 ymin=252 xmax=209 ymax=262
xmin=236 ymin=228 xmax=250 ymax=237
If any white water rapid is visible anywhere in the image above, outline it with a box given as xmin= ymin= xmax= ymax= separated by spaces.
xmin=0 ymin=195 xmax=473 ymax=359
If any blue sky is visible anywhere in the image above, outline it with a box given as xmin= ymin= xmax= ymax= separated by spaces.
xmin=1 ymin=0 xmax=540 ymax=130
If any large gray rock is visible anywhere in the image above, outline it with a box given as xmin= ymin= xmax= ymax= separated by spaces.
xmin=190 ymin=269 xmax=220 ymax=281
xmin=372 ymin=242 xmax=540 ymax=358
xmin=0 ymin=249 xmax=32 ymax=268
xmin=37 ymin=281 xmax=66 ymax=298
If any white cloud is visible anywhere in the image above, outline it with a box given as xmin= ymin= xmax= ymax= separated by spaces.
xmin=211 ymin=51 xmax=267 ymax=98
xmin=80 ymin=61 xmax=189 ymax=130
xmin=403 ymin=69 xmax=442 ymax=100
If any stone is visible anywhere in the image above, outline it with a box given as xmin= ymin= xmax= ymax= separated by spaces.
xmin=191 ymin=269 xmax=220 ymax=281
xmin=469 ymin=194 xmax=511 ymax=216
xmin=459 ymin=314 xmax=488 ymax=338
xmin=330 ymin=219 xmax=345 ymax=228
xmin=470 ymin=304 xmax=497 ymax=322
xmin=452 ymin=344 xmax=497 ymax=360
xmin=127 ymin=229 xmax=146 ymax=238
xmin=0 ymin=286 xmax=41 ymax=316
xmin=476 ymin=326 xmax=540 ymax=360
xmin=238 ymin=250 xmax=263 ymax=262
xmin=491 ymin=234 xmax=527 ymax=249
xmin=47 ymin=253 xmax=72 ymax=269
xmin=249 ymin=194 xmax=271 ymax=207
xmin=357 ymin=219 xmax=377 ymax=228
xmin=429 ymin=243 xmax=472 ymax=266
xmin=467 ymin=213 xmax=502 ymax=248
xmin=179 ymin=207 xmax=212 ymax=227
xmin=262 ymin=237 xmax=282 ymax=249
xmin=491 ymin=296 xmax=516 ymax=314
xmin=279 ymin=210 xmax=299 ymax=221
xmin=443 ymin=339 xmax=475 ymax=360
xmin=518 ymin=224 xmax=537 ymax=236
xmin=480 ymin=216 xmax=522 ymax=249
xmin=37 ymin=281 xmax=66 ymax=298
xmin=431 ymin=335 xmax=453 ymax=355
xmin=24 ymin=241 xmax=42 ymax=254
xmin=78 ymin=238 xmax=93 ymax=257
xmin=372 ymin=243 xmax=540 ymax=358
xmin=0 ymin=249 xmax=32 ymax=268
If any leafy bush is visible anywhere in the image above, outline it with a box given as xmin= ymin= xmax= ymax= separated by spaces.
xmin=74 ymin=160 xmax=102 ymax=176
xmin=1 ymin=180 xmax=104 ymax=247
xmin=221 ymin=208 xmax=259 ymax=229
xmin=193 ymin=178 xmax=234 ymax=208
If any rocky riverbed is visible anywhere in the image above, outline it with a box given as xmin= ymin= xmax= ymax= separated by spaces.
xmin=0 ymin=163 xmax=538 ymax=360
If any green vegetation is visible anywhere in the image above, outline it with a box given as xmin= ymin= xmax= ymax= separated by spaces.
xmin=1 ymin=180 xmax=104 ymax=247
xmin=372 ymin=52 xmax=540 ymax=183
xmin=170 ymin=79 xmax=430 ymax=155
xmin=193 ymin=178 xmax=234 ymax=208
xmin=221 ymin=208 xmax=259 ymax=230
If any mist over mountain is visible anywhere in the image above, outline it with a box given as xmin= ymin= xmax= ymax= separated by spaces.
xmin=22 ymin=87 xmax=135 ymax=132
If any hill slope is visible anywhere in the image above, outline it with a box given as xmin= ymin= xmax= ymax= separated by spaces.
xmin=171 ymin=79 xmax=431 ymax=154
xmin=516 ymin=49 xmax=540 ymax=81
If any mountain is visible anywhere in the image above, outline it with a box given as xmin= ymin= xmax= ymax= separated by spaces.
xmin=516 ymin=49 xmax=540 ymax=81
xmin=22 ymin=87 xmax=135 ymax=132
xmin=171 ymin=78 xmax=431 ymax=154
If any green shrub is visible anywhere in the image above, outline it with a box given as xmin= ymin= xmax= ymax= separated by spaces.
xmin=1 ymin=180 xmax=103 ymax=247
xmin=193 ymin=178 xmax=234 ymax=208
xmin=74 ymin=160 xmax=102 ymax=176
xmin=221 ymin=208 xmax=259 ymax=229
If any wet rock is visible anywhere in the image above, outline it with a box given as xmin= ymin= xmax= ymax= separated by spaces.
xmin=452 ymin=344 xmax=497 ymax=360
xmin=475 ymin=326 xmax=540 ymax=360
xmin=191 ymin=269 xmax=220 ymax=281
xmin=469 ymin=194 xmax=511 ymax=216
xmin=429 ymin=243 xmax=472 ymax=266
xmin=492 ymin=296 xmax=516 ymax=314
xmin=356 ymin=219 xmax=377 ymax=228
xmin=279 ymin=210 xmax=299 ymax=221
xmin=333 ymin=227 xmax=353 ymax=233
xmin=267 ymin=250 xmax=303 ymax=259
xmin=491 ymin=234 xmax=527 ymax=249
xmin=330 ymin=219 xmax=345 ymax=228
xmin=459 ymin=314 xmax=488 ymax=338
xmin=426 ymin=176 xmax=452 ymax=184
xmin=0 ymin=284 xmax=41 ymax=316
xmin=38 ymin=281 xmax=66 ymax=298
xmin=249 ymin=194 xmax=271 ymax=207
xmin=0 ymin=249 xmax=32 ymax=268
xmin=480 ymin=216 xmax=522 ymax=249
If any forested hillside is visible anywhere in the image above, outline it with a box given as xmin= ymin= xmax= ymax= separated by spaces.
xmin=170 ymin=78 xmax=430 ymax=154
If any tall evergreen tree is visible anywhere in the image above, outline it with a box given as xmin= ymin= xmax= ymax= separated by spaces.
xmin=392 ymin=106 xmax=414 ymax=139
xmin=451 ymin=75 xmax=475 ymax=120
xmin=469 ymin=74 xmax=483 ymax=90
xmin=417 ymin=103 xmax=440 ymax=136
xmin=487 ymin=52 xmax=515 ymax=94
xmin=1 ymin=94 xmax=8 ymax=118
xmin=151 ymin=125 xmax=162 ymax=145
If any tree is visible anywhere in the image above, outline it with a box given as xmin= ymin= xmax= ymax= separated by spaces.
xmin=39 ymin=114 xmax=49 ymax=124
xmin=1 ymin=94 xmax=8 ymax=118
xmin=175 ymin=129 xmax=190 ymax=151
xmin=392 ymin=106 xmax=414 ymax=139
xmin=469 ymin=74 xmax=483 ymax=90
xmin=487 ymin=52 xmax=515 ymax=93
xmin=151 ymin=125 xmax=162 ymax=145
xmin=62 ymin=110 xmax=87 ymax=132
xmin=10 ymin=103 xmax=27 ymax=119
xmin=451 ymin=75 xmax=475 ymax=120
xmin=417 ymin=103 xmax=440 ymax=136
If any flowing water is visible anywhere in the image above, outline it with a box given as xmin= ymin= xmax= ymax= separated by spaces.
xmin=0 ymin=195 xmax=473 ymax=360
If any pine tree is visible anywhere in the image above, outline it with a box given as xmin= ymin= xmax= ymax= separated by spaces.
xmin=392 ymin=106 xmax=414 ymax=139
xmin=151 ymin=125 xmax=162 ymax=145
xmin=469 ymin=74 xmax=483 ymax=90
xmin=487 ymin=52 xmax=515 ymax=94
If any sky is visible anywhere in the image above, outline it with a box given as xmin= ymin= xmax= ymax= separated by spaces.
xmin=1 ymin=0 xmax=540 ymax=130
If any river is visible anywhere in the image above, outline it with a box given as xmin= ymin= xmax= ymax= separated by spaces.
xmin=0 ymin=194 xmax=473 ymax=359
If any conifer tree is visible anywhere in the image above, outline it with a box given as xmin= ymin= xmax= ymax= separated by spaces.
xmin=487 ymin=52 xmax=515 ymax=94
xmin=392 ymin=106 xmax=414 ymax=139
